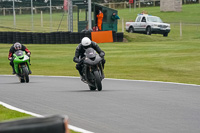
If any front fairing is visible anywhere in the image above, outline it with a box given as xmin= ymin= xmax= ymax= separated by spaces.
xmin=13 ymin=50 xmax=29 ymax=64
xmin=82 ymin=48 xmax=104 ymax=86
xmin=84 ymin=54 xmax=102 ymax=66
xmin=84 ymin=48 xmax=102 ymax=66
xmin=13 ymin=50 xmax=30 ymax=74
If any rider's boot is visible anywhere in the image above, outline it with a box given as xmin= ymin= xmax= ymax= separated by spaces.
xmin=78 ymin=70 xmax=86 ymax=82
xmin=29 ymin=70 xmax=32 ymax=74
xmin=29 ymin=59 xmax=31 ymax=65
xmin=12 ymin=66 xmax=16 ymax=74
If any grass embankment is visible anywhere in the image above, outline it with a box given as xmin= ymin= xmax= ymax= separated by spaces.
xmin=0 ymin=4 xmax=200 ymax=32
xmin=119 ymin=4 xmax=200 ymax=24
xmin=120 ymin=4 xmax=200 ymax=42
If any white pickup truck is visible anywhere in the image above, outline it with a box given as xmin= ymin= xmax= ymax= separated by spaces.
xmin=126 ymin=14 xmax=170 ymax=37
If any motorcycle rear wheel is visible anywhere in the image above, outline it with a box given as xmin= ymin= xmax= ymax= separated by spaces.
xmin=94 ymin=71 xmax=102 ymax=91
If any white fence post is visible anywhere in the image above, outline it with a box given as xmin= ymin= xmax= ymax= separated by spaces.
xmin=41 ymin=11 xmax=43 ymax=28
xmin=139 ymin=0 xmax=141 ymax=8
xmin=180 ymin=21 xmax=182 ymax=37
xmin=122 ymin=18 xmax=124 ymax=32
xmin=134 ymin=0 xmax=136 ymax=12
xmin=19 ymin=7 xmax=22 ymax=14
xmin=50 ymin=0 xmax=52 ymax=32
xmin=13 ymin=0 xmax=16 ymax=29
xmin=3 ymin=7 xmax=5 ymax=16
xmin=31 ymin=0 xmax=34 ymax=31
xmin=124 ymin=2 xmax=126 ymax=9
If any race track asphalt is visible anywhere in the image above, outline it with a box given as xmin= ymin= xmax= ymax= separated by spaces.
xmin=0 ymin=75 xmax=200 ymax=133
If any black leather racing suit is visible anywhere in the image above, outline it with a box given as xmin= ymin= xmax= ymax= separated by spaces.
xmin=73 ymin=41 xmax=105 ymax=76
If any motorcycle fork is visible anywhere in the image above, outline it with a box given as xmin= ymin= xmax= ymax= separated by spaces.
xmin=90 ymin=65 xmax=99 ymax=72
xmin=19 ymin=63 xmax=27 ymax=75
xmin=93 ymin=64 xmax=104 ymax=80
xmin=91 ymin=65 xmax=100 ymax=78
xmin=96 ymin=65 xmax=102 ymax=78
xmin=19 ymin=64 xmax=24 ymax=73
xmin=89 ymin=66 xmax=92 ymax=72
xmin=18 ymin=64 xmax=22 ymax=76
xmin=99 ymin=63 xmax=104 ymax=79
xmin=87 ymin=66 xmax=96 ymax=80
xmin=26 ymin=60 xmax=31 ymax=71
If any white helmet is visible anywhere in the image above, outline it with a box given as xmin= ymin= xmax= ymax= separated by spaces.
xmin=81 ymin=37 xmax=91 ymax=47
xmin=14 ymin=42 xmax=22 ymax=50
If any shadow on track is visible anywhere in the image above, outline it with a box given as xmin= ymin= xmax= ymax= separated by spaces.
xmin=1 ymin=82 xmax=38 ymax=84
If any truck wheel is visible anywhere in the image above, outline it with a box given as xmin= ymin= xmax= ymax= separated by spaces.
xmin=146 ymin=27 xmax=151 ymax=35
xmin=129 ymin=27 xmax=134 ymax=33
xmin=163 ymin=33 xmax=168 ymax=37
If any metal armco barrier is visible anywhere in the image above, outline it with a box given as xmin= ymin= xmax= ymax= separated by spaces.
xmin=116 ymin=32 xmax=124 ymax=42
xmin=0 ymin=115 xmax=69 ymax=133
xmin=0 ymin=31 xmax=123 ymax=44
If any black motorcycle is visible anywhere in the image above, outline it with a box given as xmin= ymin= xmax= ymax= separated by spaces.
xmin=81 ymin=48 xmax=105 ymax=91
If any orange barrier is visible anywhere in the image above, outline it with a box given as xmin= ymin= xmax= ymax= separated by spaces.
xmin=91 ymin=31 xmax=113 ymax=43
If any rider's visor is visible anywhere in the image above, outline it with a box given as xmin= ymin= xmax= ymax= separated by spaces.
xmin=15 ymin=45 xmax=21 ymax=50
xmin=83 ymin=46 xmax=90 ymax=49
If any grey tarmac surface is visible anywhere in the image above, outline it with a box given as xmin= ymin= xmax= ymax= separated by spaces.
xmin=0 ymin=75 xmax=200 ymax=133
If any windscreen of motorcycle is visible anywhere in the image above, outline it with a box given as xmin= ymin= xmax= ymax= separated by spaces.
xmin=85 ymin=48 xmax=96 ymax=59
xmin=15 ymin=50 xmax=23 ymax=56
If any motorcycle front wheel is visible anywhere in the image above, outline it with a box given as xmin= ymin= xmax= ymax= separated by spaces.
xmin=22 ymin=67 xmax=29 ymax=83
xmin=94 ymin=71 xmax=102 ymax=91
xmin=20 ymin=78 xmax=25 ymax=83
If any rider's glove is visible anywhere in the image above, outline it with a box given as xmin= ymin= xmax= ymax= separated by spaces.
xmin=77 ymin=57 xmax=85 ymax=64
xmin=99 ymin=52 xmax=105 ymax=58
xmin=27 ymin=52 xmax=31 ymax=57
xmin=73 ymin=57 xmax=80 ymax=63
xmin=81 ymin=57 xmax=85 ymax=61
xmin=8 ymin=57 xmax=12 ymax=61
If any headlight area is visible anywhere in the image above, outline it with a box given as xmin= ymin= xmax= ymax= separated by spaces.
xmin=152 ymin=24 xmax=159 ymax=28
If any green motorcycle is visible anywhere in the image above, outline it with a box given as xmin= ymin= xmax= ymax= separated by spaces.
xmin=13 ymin=50 xmax=31 ymax=83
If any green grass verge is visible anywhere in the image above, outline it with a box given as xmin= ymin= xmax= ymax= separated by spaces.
xmin=0 ymin=105 xmax=31 ymax=122
xmin=0 ymin=105 xmax=79 ymax=133
xmin=0 ymin=41 xmax=200 ymax=85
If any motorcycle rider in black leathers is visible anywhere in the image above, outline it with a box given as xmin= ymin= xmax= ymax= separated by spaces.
xmin=73 ymin=37 xmax=105 ymax=81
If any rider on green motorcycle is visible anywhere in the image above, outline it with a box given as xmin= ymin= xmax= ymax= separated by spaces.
xmin=73 ymin=37 xmax=105 ymax=81
xmin=8 ymin=42 xmax=31 ymax=74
